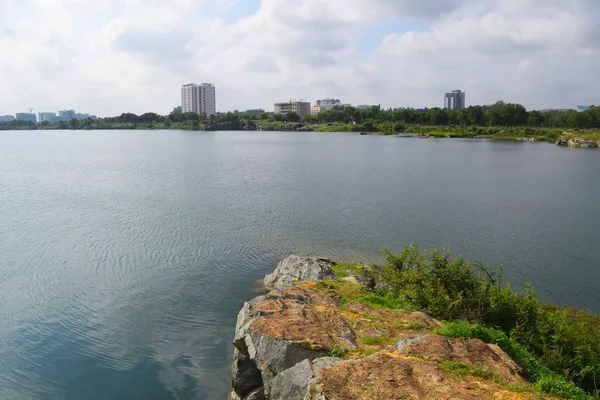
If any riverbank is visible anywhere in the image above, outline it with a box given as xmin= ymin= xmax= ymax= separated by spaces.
xmin=4 ymin=120 xmax=600 ymax=144
xmin=231 ymin=247 xmax=600 ymax=399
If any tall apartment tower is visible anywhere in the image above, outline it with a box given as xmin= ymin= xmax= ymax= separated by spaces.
xmin=444 ymin=90 xmax=466 ymax=110
xmin=181 ymin=83 xmax=216 ymax=116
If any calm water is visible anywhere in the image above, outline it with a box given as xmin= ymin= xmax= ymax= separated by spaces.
xmin=1 ymin=130 xmax=599 ymax=399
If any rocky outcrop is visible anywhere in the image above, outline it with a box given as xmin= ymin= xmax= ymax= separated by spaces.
xmin=556 ymin=134 xmax=599 ymax=149
xmin=231 ymin=257 xmax=543 ymax=400
xmin=254 ymin=123 xmax=315 ymax=132
xmin=568 ymin=138 xmax=598 ymax=149
xmin=264 ymin=255 xmax=335 ymax=291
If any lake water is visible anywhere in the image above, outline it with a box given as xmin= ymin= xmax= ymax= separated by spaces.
xmin=1 ymin=130 xmax=599 ymax=399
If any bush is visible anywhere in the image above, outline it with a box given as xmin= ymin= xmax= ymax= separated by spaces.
xmin=377 ymin=245 xmax=533 ymax=330
xmin=375 ymin=245 xmax=600 ymax=397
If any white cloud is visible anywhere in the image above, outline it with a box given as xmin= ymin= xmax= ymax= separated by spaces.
xmin=0 ymin=0 xmax=598 ymax=116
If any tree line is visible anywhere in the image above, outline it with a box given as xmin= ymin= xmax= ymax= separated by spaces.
xmin=99 ymin=102 xmax=600 ymax=129
xmin=1 ymin=102 xmax=599 ymax=131
xmin=303 ymin=102 xmax=600 ymax=129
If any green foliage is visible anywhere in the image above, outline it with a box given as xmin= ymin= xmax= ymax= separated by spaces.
xmin=313 ymin=124 xmax=353 ymax=132
xmin=326 ymin=347 xmax=347 ymax=358
xmin=330 ymin=263 xmax=368 ymax=278
xmin=378 ymin=245 xmax=528 ymax=328
xmin=355 ymin=294 xmax=410 ymax=310
xmin=376 ymin=245 xmax=600 ymax=397
xmin=359 ymin=335 xmax=395 ymax=346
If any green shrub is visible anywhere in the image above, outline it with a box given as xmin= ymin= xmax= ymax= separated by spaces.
xmin=377 ymin=245 xmax=533 ymax=330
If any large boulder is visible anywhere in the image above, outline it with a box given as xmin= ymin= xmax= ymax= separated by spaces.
xmin=264 ymin=255 xmax=336 ymax=291
xmin=231 ymin=285 xmax=344 ymax=399
xmin=269 ymin=358 xmax=344 ymax=400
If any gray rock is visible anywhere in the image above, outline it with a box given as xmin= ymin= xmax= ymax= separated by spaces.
xmin=264 ymin=255 xmax=336 ymax=291
xmin=270 ymin=360 xmax=313 ymax=400
xmin=232 ymin=256 xmax=344 ymax=399
xmin=232 ymin=349 xmax=263 ymax=398
xmin=248 ymin=333 xmax=326 ymax=396
xmin=395 ymin=334 xmax=430 ymax=353
xmin=270 ymin=358 xmax=345 ymax=400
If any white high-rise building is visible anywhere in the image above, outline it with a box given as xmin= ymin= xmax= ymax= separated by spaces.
xmin=181 ymin=83 xmax=216 ymax=116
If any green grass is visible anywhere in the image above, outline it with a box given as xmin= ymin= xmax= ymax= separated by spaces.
xmin=330 ymin=263 xmax=368 ymax=278
xmin=439 ymin=360 xmax=508 ymax=383
xmin=359 ymin=335 xmax=396 ymax=346
xmin=355 ymin=294 xmax=410 ymax=310
xmin=326 ymin=347 xmax=347 ymax=358
xmin=313 ymin=124 xmax=353 ymax=132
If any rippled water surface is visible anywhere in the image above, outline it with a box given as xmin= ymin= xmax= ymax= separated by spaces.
xmin=1 ymin=130 xmax=599 ymax=399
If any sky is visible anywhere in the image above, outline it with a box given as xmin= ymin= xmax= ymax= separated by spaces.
xmin=0 ymin=0 xmax=599 ymax=117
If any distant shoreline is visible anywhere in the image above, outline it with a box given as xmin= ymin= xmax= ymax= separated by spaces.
xmin=1 ymin=123 xmax=599 ymax=148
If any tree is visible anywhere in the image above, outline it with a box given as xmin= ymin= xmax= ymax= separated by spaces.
xmin=182 ymin=112 xmax=199 ymax=122
xmin=139 ymin=113 xmax=163 ymax=123
xmin=426 ymin=108 xmax=449 ymax=125
xmin=69 ymin=118 xmax=79 ymax=130
xmin=286 ymin=112 xmax=301 ymax=122
xmin=501 ymin=103 xmax=528 ymax=127
xmin=528 ymin=111 xmax=545 ymax=127
xmin=118 ymin=113 xmax=139 ymax=123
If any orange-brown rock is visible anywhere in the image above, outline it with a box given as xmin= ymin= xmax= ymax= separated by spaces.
xmin=405 ymin=311 xmax=446 ymax=329
xmin=315 ymin=353 xmax=540 ymax=400
xmin=396 ymin=335 xmax=526 ymax=384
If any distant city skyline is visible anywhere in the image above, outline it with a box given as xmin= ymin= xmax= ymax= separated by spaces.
xmin=0 ymin=109 xmax=98 ymax=123
xmin=2 ymin=97 xmax=597 ymax=122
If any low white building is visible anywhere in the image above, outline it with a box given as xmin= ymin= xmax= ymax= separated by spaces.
xmin=315 ymin=98 xmax=351 ymax=112
xmin=274 ymin=101 xmax=311 ymax=116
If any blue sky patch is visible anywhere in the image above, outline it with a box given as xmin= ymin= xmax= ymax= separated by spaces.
xmin=356 ymin=19 xmax=427 ymax=54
